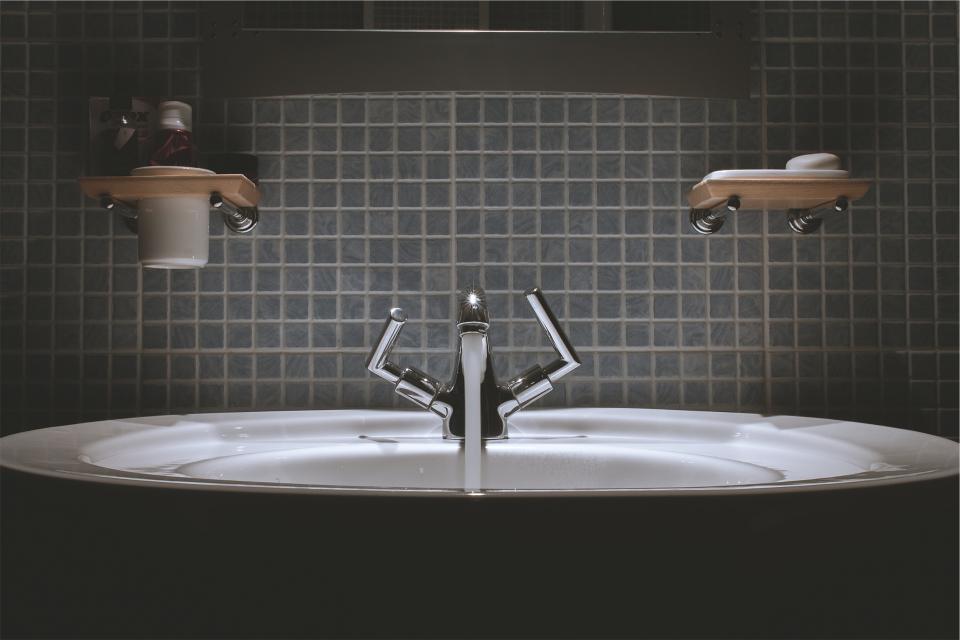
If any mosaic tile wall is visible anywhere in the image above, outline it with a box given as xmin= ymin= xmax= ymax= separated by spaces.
xmin=1 ymin=2 xmax=957 ymax=436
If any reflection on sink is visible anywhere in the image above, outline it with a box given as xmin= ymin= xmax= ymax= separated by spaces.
xmin=2 ymin=408 xmax=956 ymax=495
xmin=177 ymin=441 xmax=785 ymax=489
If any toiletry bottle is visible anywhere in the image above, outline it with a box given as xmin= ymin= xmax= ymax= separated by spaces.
xmin=150 ymin=100 xmax=197 ymax=167
xmin=94 ymin=96 xmax=140 ymax=176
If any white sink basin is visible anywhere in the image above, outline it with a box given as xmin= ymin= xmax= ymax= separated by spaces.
xmin=2 ymin=409 xmax=955 ymax=495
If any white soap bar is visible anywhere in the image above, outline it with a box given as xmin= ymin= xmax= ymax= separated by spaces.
xmin=704 ymin=169 xmax=849 ymax=181
xmin=786 ymin=153 xmax=842 ymax=171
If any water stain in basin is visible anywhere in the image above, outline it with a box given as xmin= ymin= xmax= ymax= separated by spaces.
xmin=358 ymin=435 xmax=400 ymax=444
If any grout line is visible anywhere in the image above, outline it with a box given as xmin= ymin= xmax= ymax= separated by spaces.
xmin=758 ymin=5 xmax=773 ymax=416
xmin=897 ymin=0 xmax=911 ymax=430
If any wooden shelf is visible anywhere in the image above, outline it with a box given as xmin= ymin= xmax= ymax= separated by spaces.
xmin=688 ymin=177 xmax=871 ymax=211
xmin=79 ymin=174 xmax=260 ymax=208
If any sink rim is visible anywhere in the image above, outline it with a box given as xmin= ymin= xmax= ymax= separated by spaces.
xmin=1 ymin=408 xmax=957 ymax=497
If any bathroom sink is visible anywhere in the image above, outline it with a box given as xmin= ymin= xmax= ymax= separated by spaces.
xmin=4 ymin=407 xmax=957 ymax=640
xmin=2 ymin=408 xmax=955 ymax=495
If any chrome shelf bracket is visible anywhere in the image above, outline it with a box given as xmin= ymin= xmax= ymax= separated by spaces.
xmin=786 ymin=196 xmax=849 ymax=234
xmin=98 ymin=191 xmax=258 ymax=235
xmin=689 ymin=195 xmax=741 ymax=235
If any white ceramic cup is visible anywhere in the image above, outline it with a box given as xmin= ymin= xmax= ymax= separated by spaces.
xmin=137 ymin=196 xmax=210 ymax=268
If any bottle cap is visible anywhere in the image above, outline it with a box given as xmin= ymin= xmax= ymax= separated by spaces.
xmin=158 ymin=100 xmax=193 ymax=132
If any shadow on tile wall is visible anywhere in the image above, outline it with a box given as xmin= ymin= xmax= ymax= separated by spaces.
xmin=0 ymin=2 xmax=957 ymax=437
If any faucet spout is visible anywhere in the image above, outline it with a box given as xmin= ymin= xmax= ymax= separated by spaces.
xmin=441 ymin=287 xmax=510 ymax=439
xmin=457 ymin=286 xmax=490 ymax=333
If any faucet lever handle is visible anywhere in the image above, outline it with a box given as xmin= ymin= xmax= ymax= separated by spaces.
xmin=502 ymin=288 xmax=581 ymax=417
xmin=367 ymin=308 xmax=443 ymax=415
xmin=367 ymin=308 xmax=408 ymax=385
xmin=525 ymin=287 xmax=580 ymax=382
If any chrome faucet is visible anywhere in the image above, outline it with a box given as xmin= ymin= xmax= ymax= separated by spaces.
xmin=367 ymin=286 xmax=580 ymax=439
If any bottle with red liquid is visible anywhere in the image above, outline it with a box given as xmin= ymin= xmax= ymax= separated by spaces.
xmin=149 ymin=101 xmax=198 ymax=167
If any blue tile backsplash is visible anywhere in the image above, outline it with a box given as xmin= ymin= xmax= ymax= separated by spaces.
xmin=0 ymin=2 xmax=957 ymax=436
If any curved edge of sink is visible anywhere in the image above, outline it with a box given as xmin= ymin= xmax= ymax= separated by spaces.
xmin=1 ymin=408 xmax=957 ymax=497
